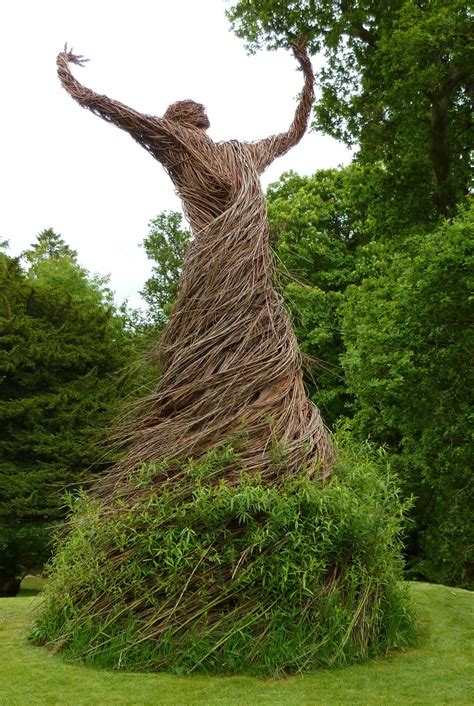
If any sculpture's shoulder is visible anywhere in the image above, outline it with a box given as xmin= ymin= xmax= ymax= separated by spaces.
xmin=217 ymin=139 xmax=260 ymax=171
xmin=217 ymin=139 xmax=252 ymax=154
xmin=151 ymin=123 xmax=221 ymax=168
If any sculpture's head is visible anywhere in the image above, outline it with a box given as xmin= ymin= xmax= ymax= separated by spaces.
xmin=163 ymin=100 xmax=210 ymax=130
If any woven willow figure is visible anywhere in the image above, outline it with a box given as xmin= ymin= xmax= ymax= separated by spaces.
xmin=57 ymin=44 xmax=332 ymax=496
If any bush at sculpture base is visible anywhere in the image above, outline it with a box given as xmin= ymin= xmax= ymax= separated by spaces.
xmin=31 ymin=434 xmax=417 ymax=675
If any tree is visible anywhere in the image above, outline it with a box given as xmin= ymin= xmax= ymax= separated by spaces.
xmin=23 ymin=227 xmax=77 ymax=271
xmin=267 ymin=164 xmax=420 ymax=425
xmin=23 ymin=228 xmax=115 ymax=309
xmin=0 ymin=237 xmax=131 ymax=595
xmin=341 ymin=204 xmax=473 ymax=587
xmin=228 ymin=0 xmax=473 ymax=589
xmin=228 ymin=0 xmax=473 ymax=220
xmin=140 ymin=212 xmax=191 ymax=329
xmin=267 ymin=168 xmax=361 ymax=425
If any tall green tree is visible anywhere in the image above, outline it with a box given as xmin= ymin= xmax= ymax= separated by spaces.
xmin=267 ymin=168 xmax=362 ymax=425
xmin=23 ymin=227 xmax=77 ymax=271
xmin=228 ymin=0 xmax=473 ymax=589
xmin=0 ymin=235 xmax=131 ymax=594
xmin=23 ymin=228 xmax=115 ymax=309
xmin=228 ymin=0 xmax=473 ymax=220
xmin=341 ymin=204 xmax=473 ymax=587
xmin=267 ymin=164 xmax=414 ymax=425
xmin=140 ymin=212 xmax=191 ymax=329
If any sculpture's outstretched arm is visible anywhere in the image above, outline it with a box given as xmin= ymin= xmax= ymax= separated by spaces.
xmin=248 ymin=42 xmax=315 ymax=174
xmin=56 ymin=47 xmax=170 ymax=154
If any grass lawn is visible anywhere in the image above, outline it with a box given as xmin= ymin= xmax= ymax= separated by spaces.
xmin=0 ymin=581 xmax=472 ymax=705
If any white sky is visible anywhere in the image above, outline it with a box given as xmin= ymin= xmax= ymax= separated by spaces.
xmin=1 ymin=0 xmax=351 ymax=308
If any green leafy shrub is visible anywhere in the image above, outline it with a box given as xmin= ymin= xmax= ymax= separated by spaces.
xmin=342 ymin=205 xmax=473 ymax=588
xmin=31 ymin=434 xmax=416 ymax=675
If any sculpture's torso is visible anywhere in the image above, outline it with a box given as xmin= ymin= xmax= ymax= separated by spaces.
xmin=150 ymin=129 xmax=262 ymax=233
xmin=120 ymin=128 xmax=333 ymax=483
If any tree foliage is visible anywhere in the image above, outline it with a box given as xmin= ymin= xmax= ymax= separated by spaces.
xmin=342 ymin=205 xmax=473 ymax=587
xmin=267 ymin=168 xmax=360 ymax=425
xmin=0 ymin=233 xmax=132 ymax=592
xmin=140 ymin=212 xmax=191 ymax=329
xmin=23 ymin=228 xmax=117 ymax=311
xmin=23 ymin=227 xmax=77 ymax=270
xmin=227 ymin=0 xmax=472 ymax=589
xmin=228 ymin=0 xmax=473 ymax=219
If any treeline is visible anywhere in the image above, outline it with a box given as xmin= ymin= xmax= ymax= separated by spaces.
xmin=1 ymin=0 xmax=472 ymax=593
xmin=270 ymin=171 xmax=472 ymax=588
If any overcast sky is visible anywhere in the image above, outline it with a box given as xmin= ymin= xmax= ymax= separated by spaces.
xmin=1 ymin=0 xmax=351 ymax=307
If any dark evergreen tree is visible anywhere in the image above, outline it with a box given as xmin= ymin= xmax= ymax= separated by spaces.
xmin=0 ymin=237 xmax=131 ymax=595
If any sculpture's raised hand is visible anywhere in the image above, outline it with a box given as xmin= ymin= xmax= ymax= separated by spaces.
xmin=247 ymin=37 xmax=315 ymax=173
xmin=56 ymin=47 xmax=175 ymax=160
xmin=58 ymin=43 xmax=89 ymax=67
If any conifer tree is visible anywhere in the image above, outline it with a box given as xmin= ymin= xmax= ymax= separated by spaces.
xmin=0 ymin=237 xmax=131 ymax=595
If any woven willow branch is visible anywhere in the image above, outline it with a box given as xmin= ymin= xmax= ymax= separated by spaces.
xmin=57 ymin=44 xmax=332 ymax=498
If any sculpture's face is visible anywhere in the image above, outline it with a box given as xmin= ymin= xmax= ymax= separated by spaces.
xmin=164 ymin=100 xmax=210 ymax=130
xmin=193 ymin=105 xmax=211 ymax=130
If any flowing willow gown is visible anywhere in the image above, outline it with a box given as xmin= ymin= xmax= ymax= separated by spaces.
xmin=57 ymin=52 xmax=332 ymax=495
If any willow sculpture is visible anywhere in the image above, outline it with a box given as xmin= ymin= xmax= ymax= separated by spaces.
xmin=56 ymin=42 xmax=331 ymax=498
xmin=31 ymin=45 xmax=416 ymax=675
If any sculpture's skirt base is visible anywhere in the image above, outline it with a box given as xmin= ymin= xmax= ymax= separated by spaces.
xmin=31 ymin=439 xmax=417 ymax=675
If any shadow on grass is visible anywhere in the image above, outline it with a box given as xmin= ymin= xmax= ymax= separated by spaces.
xmin=18 ymin=575 xmax=47 ymax=597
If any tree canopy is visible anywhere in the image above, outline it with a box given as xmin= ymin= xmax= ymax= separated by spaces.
xmin=342 ymin=204 xmax=473 ymax=586
xmin=0 ymin=232 xmax=132 ymax=592
xmin=225 ymin=2 xmax=473 ymax=587
xmin=140 ymin=212 xmax=191 ymax=330
xmin=228 ymin=0 xmax=473 ymax=220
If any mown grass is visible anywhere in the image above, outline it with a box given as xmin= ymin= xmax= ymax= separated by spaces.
xmin=0 ymin=581 xmax=472 ymax=705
